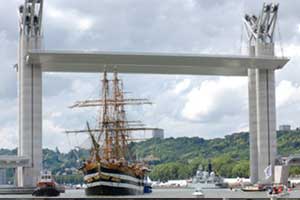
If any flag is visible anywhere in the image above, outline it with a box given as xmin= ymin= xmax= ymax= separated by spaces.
xmin=264 ymin=165 xmax=272 ymax=180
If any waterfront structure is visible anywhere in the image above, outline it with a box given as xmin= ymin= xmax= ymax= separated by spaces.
xmin=15 ymin=0 xmax=288 ymax=187
xmin=275 ymin=155 xmax=300 ymax=185
xmin=0 ymin=156 xmax=30 ymax=169
xmin=279 ymin=125 xmax=291 ymax=131
xmin=152 ymin=129 xmax=164 ymax=139
xmin=0 ymin=156 xmax=30 ymax=186
xmin=0 ymin=169 xmax=6 ymax=185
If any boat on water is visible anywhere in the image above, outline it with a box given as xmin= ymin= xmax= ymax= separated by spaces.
xmin=32 ymin=171 xmax=64 ymax=196
xmin=189 ymin=163 xmax=228 ymax=189
xmin=66 ymin=70 xmax=153 ymax=195
xmin=267 ymin=184 xmax=289 ymax=198
xmin=144 ymin=176 xmax=152 ymax=193
xmin=241 ymin=184 xmax=267 ymax=192
xmin=192 ymin=188 xmax=205 ymax=198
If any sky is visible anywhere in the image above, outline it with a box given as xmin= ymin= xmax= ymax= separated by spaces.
xmin=0 ymin=0 xmax=300 ymax=152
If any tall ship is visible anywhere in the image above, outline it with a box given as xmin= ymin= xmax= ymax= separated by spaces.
xmin=66 ymin=70 xmax=153 ymax=195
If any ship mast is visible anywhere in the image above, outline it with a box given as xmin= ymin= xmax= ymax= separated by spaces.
xmin=101 ymin=70 xmax=111 ymax=160
xmin=66 ymin=69 xmax=154 ymax=162
xmin=113 ymin=70 xmax=121 ymax=159
xmin=119 ymin=80 xmax=129 ymax=159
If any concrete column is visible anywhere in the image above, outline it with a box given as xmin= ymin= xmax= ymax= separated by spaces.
xmin=248 ymin=45 xmax=258 ymax=184
xmin=16 ymin=0 xmax=44 ymax=187
xmin=274 ymin=165 xmax=289 ymax=185
xmin=255 ymin=42 xmax=276 ymax=183
xmin=17 ymin=34 xmax=42 ymax=187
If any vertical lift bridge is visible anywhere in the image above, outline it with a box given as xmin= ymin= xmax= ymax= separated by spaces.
xmin=16 ymin=0 xmax=288 ymax=186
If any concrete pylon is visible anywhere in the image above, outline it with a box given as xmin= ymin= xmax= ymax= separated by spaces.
xmin=244 ymin=3 xmax=279 ymax=184
xmin=255 ymin=42 xmax=277 ymax=183
xmin=248 ymin=45 xmax=258 ymax=183
xmin=17 ymin=0 xmax=43 ymax=187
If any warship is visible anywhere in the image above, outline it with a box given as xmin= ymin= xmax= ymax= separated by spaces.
xmin=66 ymin=70 xmax=153 ymax=195
xmin=189 ymin=163 xmax=228 ymax=189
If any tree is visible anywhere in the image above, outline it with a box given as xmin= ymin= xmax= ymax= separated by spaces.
xmin=231 ymin=160 xmax=249 ymax=178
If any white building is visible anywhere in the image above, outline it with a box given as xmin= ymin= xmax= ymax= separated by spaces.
xmin=279 ymin=125 xmax=291 ymax=131
xmin=152 ymin=129 xmax=164 ymax=139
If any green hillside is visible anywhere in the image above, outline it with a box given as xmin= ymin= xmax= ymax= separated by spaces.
xmin=128 ymin=130 xmax=300 ymax=181
xmin=1 ymin=130 xmax=300 ymax=183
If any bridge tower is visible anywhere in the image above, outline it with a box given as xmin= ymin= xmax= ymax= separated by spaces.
xmin=244 ymin=3 xmax=279 ymax=184
xmin=17 ymin=0 xmax=43 ymax=187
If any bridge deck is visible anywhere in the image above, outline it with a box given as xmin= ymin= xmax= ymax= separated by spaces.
xmin=27 ymin=50 xmax=289 ymax=76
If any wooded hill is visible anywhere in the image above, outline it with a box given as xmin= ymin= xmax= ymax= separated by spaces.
xmin=1 ymin=130 xmax=300 ymax=183
xmin=128 ymin=130 xmax=300 ymax=181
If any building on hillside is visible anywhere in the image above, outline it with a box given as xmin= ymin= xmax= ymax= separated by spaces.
xmin=152 ymin=129 xmax=164 ymax=139
xmin=279 ymin=125 xmax=291 ymax=131
xmin=0 ymin=169 xmax=6 ymax=185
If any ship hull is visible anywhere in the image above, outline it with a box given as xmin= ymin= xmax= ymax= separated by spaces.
xmin=32 ymin=187 xmax=60 ymax=196
xmin=84 ymin=166 xmax=144 ymax=196
xmin=85 ymin=183 xmax=143 ymax=195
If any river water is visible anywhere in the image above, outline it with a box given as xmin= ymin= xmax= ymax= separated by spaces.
xmin=1 ymin=188 xmax=300 ymax=199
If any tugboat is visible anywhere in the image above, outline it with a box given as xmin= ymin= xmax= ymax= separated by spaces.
xmin=32 ymin=171 xmax=62 ymax=196
xmin=66 ymin=70 xmax=153 ymax=195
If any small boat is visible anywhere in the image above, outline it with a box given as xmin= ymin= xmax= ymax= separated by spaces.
xmin=144 ymin=177 xmax=152 ymax=193
xmin=192 ymin=188 xmax=204 ymax=198
xmin=32 ymin=171 xmax=62 ymax=197
xmin=267 ymin=184 xmax=289 ymax=198
xmin=241 ymin=184 xmax=266 ymax=192
xmin=144 ymin=184 xmax=152 ymax=193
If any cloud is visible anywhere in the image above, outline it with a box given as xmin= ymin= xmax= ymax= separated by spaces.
xmin=283 ymin=44 xmax=300 ymax=57
xmin=0 ymin=31 xmax=18 ymax=99
xmin=276 ymin=80 xmax=300 ymax=129
xmin=43 ymin=119 xmax=75 ymax=152
xmin=182 ymin=77 xmax=248 ymax=122
xmin=0 ymin=124 xmax=18 ymax=149
xmin=41 ymin=75 xmax=101 ymax=152
xmin=0 ymin=98 xmax=17 ymax=150
xmin=46 ymin=4 xmax=94 ymax=32
xmin=0 ymin=0 xmax=300 ymax=152
xmin=276 ymin=80 xmax=300 ymax=108
xmin=172 ymin=79 xmax=191 ymax=95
